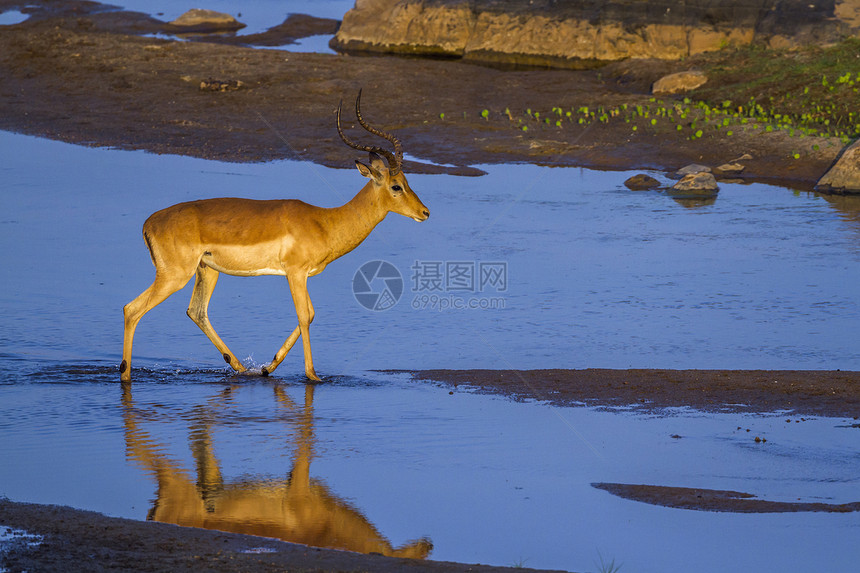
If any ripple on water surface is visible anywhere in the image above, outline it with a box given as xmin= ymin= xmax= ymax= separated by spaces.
xmin=1 ymin=366 xmax=858 ymax=572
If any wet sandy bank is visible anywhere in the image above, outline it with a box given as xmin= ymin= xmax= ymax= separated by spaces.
xmin=407 ymin=369 xmax=860 ymax=418
xmin=0 ymin=1 xmax=849 ymax=187
xmin=0 ymin=500 xmax=563 ymax=573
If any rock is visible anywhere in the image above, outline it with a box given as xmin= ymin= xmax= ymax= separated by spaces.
xmin=672 ymin=172 xmax=719 ymax=194
xmin=815 ymin=139 xmax=860 ymax=194
xmin=166 ymin=9 xmax=245 ymax=33
xmin=652 ymin=71 xmax=707 ymax=95
xmin=624 ymin=174 xmax=661 ymax=190
xmin=332 ymin=0 xmax=859 ymax=67
xmin=715 ymin=162 xmax=745 ymax=174
xmin=673 ymin=164 xmax=712 ymax=179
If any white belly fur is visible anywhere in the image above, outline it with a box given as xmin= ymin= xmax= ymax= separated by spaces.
xmin=200 ymin=240 xmax=289 ymax=277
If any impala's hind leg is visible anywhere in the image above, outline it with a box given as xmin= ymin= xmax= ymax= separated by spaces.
xmin=121 ymin=270 xmax=193 ymax=382
xmin=187 ymin=264 xmax=246 ymax=374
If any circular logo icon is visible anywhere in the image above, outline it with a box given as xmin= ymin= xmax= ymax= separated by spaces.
xmin=352 ymin=260 xmax=403 ymax=311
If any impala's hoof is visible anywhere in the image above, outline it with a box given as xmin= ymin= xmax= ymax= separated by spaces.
xmin=261 ymin=367 xmax=269 ymax=377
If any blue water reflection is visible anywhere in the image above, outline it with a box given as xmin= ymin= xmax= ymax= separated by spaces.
xmin=0 ymin=370 xmax=857 ymax=572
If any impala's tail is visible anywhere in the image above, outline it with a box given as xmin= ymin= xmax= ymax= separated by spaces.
xmin=143 ymin=230 xmax=156 ymax=266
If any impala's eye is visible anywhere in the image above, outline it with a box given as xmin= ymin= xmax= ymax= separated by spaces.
xmin=391 ymin=184 xmax=403 ymax=192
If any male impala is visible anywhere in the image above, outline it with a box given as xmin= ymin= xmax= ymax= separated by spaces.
xmin=120 ymin=92 xmax=429 ymax=382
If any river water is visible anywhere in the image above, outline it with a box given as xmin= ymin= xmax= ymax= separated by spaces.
xmin=1 ymin=117 xmax=859 ymax=570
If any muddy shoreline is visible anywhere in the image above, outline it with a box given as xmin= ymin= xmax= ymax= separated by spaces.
xmin=407 ymin=369 xmax=860 ymax=419
xmin=0 ymin=500 xmax=563 ymax=573
xmin=0 ymin=1 xmax=849 ymax=188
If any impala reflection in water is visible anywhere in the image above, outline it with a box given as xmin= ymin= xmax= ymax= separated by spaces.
xmin=121 ymin=383 xmax=432 ymax=558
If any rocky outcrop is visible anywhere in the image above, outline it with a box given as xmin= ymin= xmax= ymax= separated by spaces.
xmin=815 ymin=139 xmax=860 ymax=194
xmin=165 ymin=9 xmax=245 ymax=34
xmin=652 ymin=71 xmax=708 ymax=95
xmin=332 ymin=0 xmax=860 ymax=67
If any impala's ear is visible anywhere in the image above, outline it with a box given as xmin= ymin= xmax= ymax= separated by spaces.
xmin=355 ymin=159 xmax=385 ymax=183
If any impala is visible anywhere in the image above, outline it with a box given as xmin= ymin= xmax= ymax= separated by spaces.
xmin=120 ymin=92 xmax=429 ymax=382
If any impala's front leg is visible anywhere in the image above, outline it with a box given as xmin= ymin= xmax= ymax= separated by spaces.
xmin=291 ymin=272 xmax=320 ymax=381
xmin=263 ymin=273 xmax=319 ymax=381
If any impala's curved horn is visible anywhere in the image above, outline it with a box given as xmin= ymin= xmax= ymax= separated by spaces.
xmin=355 ymin=90 xmax=403 ymax=174
xmin=335 ymin=90 xmax=402 ymax=175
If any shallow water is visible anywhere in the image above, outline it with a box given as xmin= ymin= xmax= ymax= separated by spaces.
xmin=1 ymin=130 xmax=859 ymax=571
xmin=117 ymin=0 xmax=354 ymax=35
xmin=1 ymin=371 xmax=858 ymax=571
xmin=3 ymin=132 xmax=859 ymax=373
xmin=0 ymin=10 xmax=29 ymax=26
